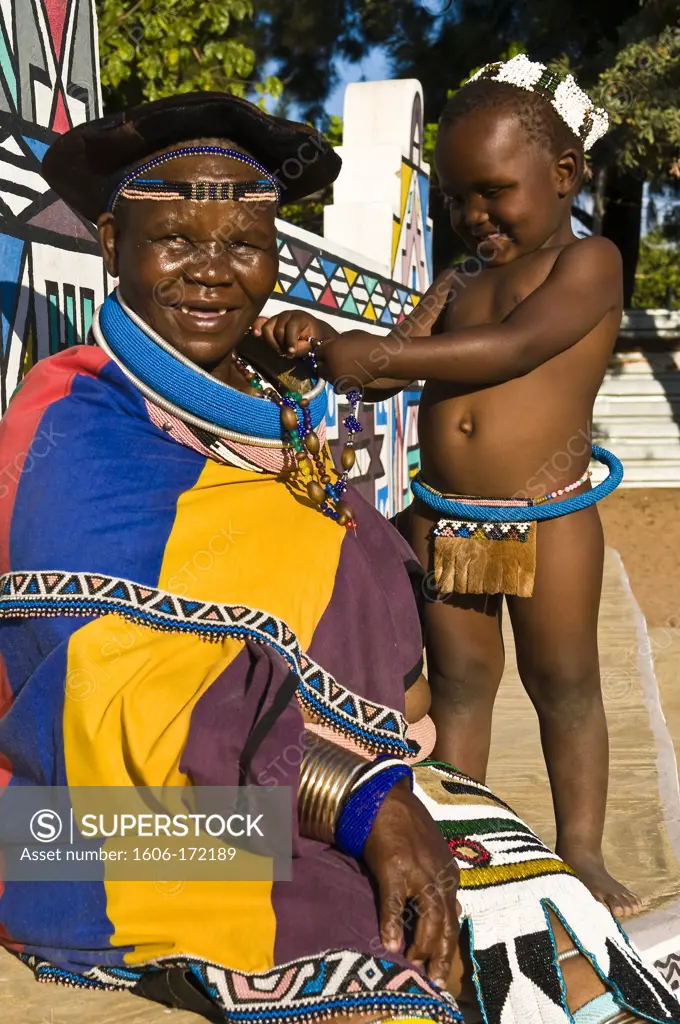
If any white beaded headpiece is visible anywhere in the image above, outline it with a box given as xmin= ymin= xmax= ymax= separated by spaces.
xmin=466 ymin=54 xmax=609 ymax=151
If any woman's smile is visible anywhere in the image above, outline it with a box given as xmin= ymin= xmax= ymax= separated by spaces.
xmin=174 ymin=302 xmax=242 ymax=332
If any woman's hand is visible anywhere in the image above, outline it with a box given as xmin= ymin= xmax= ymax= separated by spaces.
xmin=253 ymin=311 xmax=338 ymax=358
xmin=363 ymin=778 xmax=460 ymax=990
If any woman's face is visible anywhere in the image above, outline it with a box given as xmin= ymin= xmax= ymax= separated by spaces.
xmin=97 ymin=142 xmax=279 ymax=381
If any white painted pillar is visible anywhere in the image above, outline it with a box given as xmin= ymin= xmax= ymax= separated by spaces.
xmin=324 ymin=79 xmax=434 ymax=291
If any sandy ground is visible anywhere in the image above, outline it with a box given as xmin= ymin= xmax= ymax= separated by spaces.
xmin=599 ymin=489 xmax=680 ymax=628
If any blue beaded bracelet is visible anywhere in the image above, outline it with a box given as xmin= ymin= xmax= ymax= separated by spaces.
xmin=335 ymin=760 xmax=414 ymax=859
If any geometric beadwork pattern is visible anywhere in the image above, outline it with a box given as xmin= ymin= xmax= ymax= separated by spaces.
xmin=434 ymin=519 xmax=534 ymax=542
xmin=276 ymin=231 xmax=422 ymax=327
xmin=657 ymin=953 xmax=680 ymax=993
xmin=0 ymin=570 xmax=411 ymax=756
xmin=14 ymin=948 xmax=462 ymax=1023
xmin=418 ymin=762 xmax=680 ymax=1024
xmin=0 ymin=0 xmax=107 ymax=410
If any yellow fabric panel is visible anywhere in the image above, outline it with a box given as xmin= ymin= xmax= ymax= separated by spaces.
xmin=63 ymin=616 xmax=242 ymax=788
xmin=63 ymin=617 xmax=275 ymax=969
xmin=62 ymin=461 xmax=345 ymax=970
xmin=158 ymin=459 xmax=345 ymax=650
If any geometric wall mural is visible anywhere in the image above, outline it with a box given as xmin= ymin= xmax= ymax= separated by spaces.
xmin=276 ymin=232 xmax=422 ymax=327
xmin=391 ymin=90 xmax=433 ymax=293
xmin=0 ymin=0 xmax=107 ymax=410
xmin=0 ymin=0 xmax=423 ymax=517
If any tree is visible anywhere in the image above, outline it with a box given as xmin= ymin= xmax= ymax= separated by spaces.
xmin=245 ymin=0 xmax=418 ymax=123
xmin=96 ymin=0 xmax=281 ymax=111
xmin=632 ymin=231 xmax=680 ymax=308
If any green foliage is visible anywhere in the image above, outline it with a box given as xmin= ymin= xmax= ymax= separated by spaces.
xmin=631 ymin=230 xmax=680 ymax=308
xmin=96 ymin=0 xmax=282 ymax=111
xmin=590 ymin=25 xmax=679 ymax=180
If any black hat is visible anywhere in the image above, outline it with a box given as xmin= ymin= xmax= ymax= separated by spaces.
xmin=41 ymin=92 xmax=342 ymax=223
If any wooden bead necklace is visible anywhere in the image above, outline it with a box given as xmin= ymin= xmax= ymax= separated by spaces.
xmin=230 ymin=352 xmax=360 ymax=530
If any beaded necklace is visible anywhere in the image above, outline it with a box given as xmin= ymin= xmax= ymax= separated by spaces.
xmin=230 ymin=351 xmax=362 ymax=530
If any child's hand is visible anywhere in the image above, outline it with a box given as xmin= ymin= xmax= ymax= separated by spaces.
xmin=253 ymin=311 xmax=338 ymax=359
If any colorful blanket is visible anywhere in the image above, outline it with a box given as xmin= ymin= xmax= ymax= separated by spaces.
xmin=0 ymin=344 xmax=459 ymax=1022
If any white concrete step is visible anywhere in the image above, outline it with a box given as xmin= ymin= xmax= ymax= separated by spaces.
xmin=592 ymin=418 xmax=680 ymax=439
xmin=594 ymin=396 xmax=680 ymax=417
xmin=591 ymin=439 xmax=680 ymax=461
xmin=592 ymin=459 xmax=680 ymax=486
xmin=598 ymin=376 xmax=680 ymax=397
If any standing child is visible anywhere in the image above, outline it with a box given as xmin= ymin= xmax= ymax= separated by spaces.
xmin=256 ymin=54 xmax=639 ymax=917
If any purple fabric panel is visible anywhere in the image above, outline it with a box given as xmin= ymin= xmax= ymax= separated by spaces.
xmin=308 ymin=489 xmax=424 ymax=715
xmin=181 ymin=502 xmax=425 ymax=969
xmin=181 ymin=641 xmax=414 ymax=970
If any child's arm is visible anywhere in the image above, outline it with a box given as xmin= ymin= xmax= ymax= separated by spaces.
xmin=323 ymin=237 xmax=622 ymax=386
xmin=263 ymin=238 xmax=621 ymax=388
xmin=255 ymin=267 xmax=458 ymax=400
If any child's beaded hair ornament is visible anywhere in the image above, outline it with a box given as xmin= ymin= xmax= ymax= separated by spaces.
xmin=466 ymin=54 xmax=609 ymax=152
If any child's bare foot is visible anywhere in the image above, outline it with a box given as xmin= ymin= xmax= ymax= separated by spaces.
xmin=558 ymin=846 xmax=641 ymax=918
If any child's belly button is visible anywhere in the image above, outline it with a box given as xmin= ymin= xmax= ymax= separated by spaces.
xmin=456 ymin=415 xmax=475 ymax=437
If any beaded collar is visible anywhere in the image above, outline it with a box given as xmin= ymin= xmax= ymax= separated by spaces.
xmin=94 ymin=290 xmax=327 ymax=446
xmin=93 ymin=291 xmax=360 ymax=529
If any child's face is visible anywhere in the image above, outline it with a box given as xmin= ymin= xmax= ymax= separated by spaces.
xmin=435 ymin=107 xmax=575 ymax=266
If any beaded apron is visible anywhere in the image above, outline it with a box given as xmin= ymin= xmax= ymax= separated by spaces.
xmin=421 ymin=471 xmax=591 ymax=599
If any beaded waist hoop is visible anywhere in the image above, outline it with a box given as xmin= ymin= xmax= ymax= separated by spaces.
xmin=412 ymin=447 xmax=623 ymax=598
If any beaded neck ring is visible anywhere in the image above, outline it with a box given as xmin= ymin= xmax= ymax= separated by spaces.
xmin=108 ymin=147 xmax=282 ymax=211
xmin=231 ymin=347 xmax=361 ymax=531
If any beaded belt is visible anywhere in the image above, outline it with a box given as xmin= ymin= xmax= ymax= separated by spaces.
xmin=411 ymin=446 xmax=623 ymax=522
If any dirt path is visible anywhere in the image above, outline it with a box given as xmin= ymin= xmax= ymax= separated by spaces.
xmin=599 ymin=489 xmax=680 ymax=628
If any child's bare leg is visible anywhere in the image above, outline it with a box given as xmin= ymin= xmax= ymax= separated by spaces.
xmin=507 ymin=506 xmax=640 ymax=917
xmin=407 ymin=505 xmax=504 ymax=779
xmin=425 ymin=594 xmax=504 ymax=778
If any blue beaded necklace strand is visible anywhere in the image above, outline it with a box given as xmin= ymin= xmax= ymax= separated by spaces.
xmin=108 ymin=146 xmax=282 ymax=211
xmin=96 ymin=293 xmax=362 ymax=528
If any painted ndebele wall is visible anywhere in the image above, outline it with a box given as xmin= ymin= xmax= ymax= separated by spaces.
xmin=0 ymin=0 xmax=107 ymax=411
xmin=266 ymin=79 xmax=433 ymax=518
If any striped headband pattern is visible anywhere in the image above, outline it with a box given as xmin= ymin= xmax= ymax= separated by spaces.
xmin=109 ymin=147 xmax=281 ymax=210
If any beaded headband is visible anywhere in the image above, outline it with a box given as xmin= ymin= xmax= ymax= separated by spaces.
xmin=108 ymin=146 xmax=281 ymax=211
xmin=466 ymin=54 xmax=609 ymax=151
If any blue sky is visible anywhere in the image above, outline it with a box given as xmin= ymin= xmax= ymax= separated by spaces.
xmin=325 ymin=48 xmax=393 ymax=117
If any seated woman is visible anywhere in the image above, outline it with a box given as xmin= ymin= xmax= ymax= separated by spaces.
xmin=0 ymin=93 xmax=676 ymax=1024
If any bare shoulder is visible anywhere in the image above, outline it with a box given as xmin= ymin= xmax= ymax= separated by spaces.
xmin=555 ymin=235 xmax=623 ymax=278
